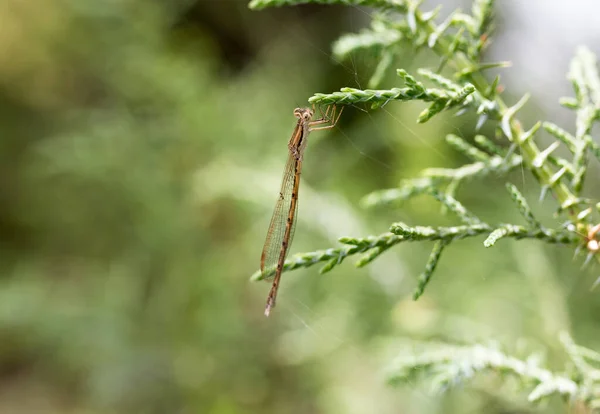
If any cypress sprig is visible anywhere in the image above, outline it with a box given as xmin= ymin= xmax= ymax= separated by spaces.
xmin=474 ymin=134 xmax=503 ymax=155
xmin=386 ymin=340 xmax=579 ymax=402
xmin=360 ymin=177 xmax=437 ymax=208
xmin=368 ymin=50 xmax=395 ymax=88
xmin=308 ymin=82 xmax=475 ymax=112
xmin=457 ymin=61 xmax=512 ymax=80
xmin=445 ymin=134 xmax=489 ymax=162
xmin=361 ymin=145 xmax=522 ymax=209
xmin=567 ymin=47 xmax=600 ymax=139
xmin=249 ymin=0 xmax=408 ymax=10
xmin=413 ymin=240 xmax=448 ymax=299
xmin=309 ymin=86 xmax=438 ymax=107
xmin=360 ymin=126 xmax=524 ymax=212
xmin=251 ymin=232 xmax=404 ymax=281
xmin=572 ymin=140 xmax=589 ymax=194
xmin=390 ymin=222 xmax=491 ymax=241
xmin=586 ymin=135 xmax=600 ymax=161
xmin=333 ymin=26 xmax=403 ymax=60
xmin=483 ymin=224 xmax=577 ymax=247
xmin=542 ymin=122 xmax=578 ymax=153
xmin=471 ymin=0 xmax=494 ymax=39
xmin=560 ymin=332 xmax=598 ymax=384
xmin=417 ymin=69 xmax=499 ymax=117
xmin=421 ymin=149 xmax=521 ymax=181
xmin=505 ymin=183 xmax=542 ymax=230
xmin=429 ymin=190 xmax=481 ymax=225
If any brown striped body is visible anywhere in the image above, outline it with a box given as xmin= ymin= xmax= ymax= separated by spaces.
xmin=260 ymin=106 xmax=342 ymax=317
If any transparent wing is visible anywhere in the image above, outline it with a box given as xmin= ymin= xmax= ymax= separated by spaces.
xmin=260 ymin=154 xmax=301 ymax=279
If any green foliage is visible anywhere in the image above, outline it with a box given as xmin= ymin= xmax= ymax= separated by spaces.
xmin=386 ymin=332 xmax=600 ymax=408
xmin=250 ymin=0 xmax=600 ymax=410
xmin=385 ymin=336 xmax=579 ymax=403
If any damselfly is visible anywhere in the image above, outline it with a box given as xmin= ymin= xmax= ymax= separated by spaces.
xmin=261 ymin=105 xmax=342 ymax=316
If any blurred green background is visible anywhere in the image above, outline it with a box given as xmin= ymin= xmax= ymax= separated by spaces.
xmin=1 ymin=0 xmax=599 ymax=413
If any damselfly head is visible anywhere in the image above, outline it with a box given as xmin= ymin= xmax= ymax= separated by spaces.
xmin=293 ymin=107 xmax=313 ymax=121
